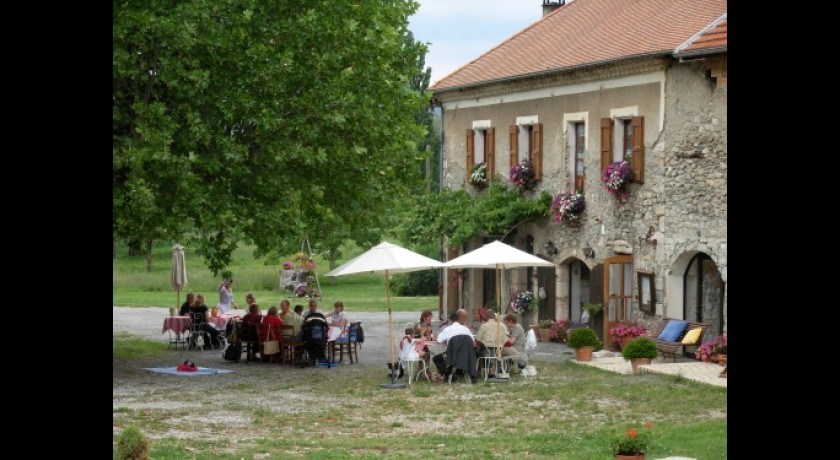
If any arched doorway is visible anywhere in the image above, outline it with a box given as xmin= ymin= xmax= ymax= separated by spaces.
xmin=683 ymin=253 xmax=724 ymax=343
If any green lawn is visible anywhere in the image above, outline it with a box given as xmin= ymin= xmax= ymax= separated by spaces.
xmin=113 ymin=241 xmax=438 ymax=311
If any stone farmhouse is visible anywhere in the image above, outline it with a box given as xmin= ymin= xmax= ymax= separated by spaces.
xmin=429 ymin=0 xmax=727 ymax=349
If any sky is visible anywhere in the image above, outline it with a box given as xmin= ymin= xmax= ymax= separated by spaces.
xmin=408 ymin=0 xmax=544 ymax=86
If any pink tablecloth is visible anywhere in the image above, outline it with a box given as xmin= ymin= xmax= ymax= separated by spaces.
xmin=209 ymin=314 xmax=234 ymax=330
xmin=162 ymin=315 xmax=233 ymax=337
xmin=162 ymin=316 xmax=191 ymax=336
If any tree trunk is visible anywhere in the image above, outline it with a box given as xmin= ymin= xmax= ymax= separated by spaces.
xmin=128 ymin=238 xmax=143 ymax=256
xmin=145 ymin=239 xmax=153 ymax=272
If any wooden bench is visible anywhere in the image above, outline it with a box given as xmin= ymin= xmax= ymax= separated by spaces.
xmin=650 ymin=317 xmax=710 ymax=362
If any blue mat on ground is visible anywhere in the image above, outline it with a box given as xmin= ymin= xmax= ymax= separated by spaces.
xmin=143 ymin=367 xmax=233 ymax=375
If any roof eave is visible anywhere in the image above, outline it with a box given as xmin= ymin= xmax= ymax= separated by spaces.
xmin=674 ymin=47 xmax=727 ymax=59
xmin=431 ymin=52 xmax=672 ymax=95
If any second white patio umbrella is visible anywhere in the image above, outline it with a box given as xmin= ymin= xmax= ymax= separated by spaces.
xmin=326 ymin=241 xmax=444 ymax=389
xmin=444 ymin=240 xmax=555 ymax=376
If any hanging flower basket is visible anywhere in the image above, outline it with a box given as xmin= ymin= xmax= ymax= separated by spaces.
xmin=550 ymin=191 xmax=586 ymax=224
xmin=509 ymin=159 xmax=538 ymax=191
xmin=602 ymin=161 xmax=634 ymax=201
xmin=468 ymin=162 xmax=488 ymax=189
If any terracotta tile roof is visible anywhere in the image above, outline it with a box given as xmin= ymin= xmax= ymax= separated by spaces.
xmin=431 ymin=0 xmax=727 ymax=91
xmin=675 ymin=17 xmax=727 ymax=56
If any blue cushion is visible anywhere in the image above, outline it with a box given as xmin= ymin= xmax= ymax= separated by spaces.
xmin=657 ymin=320 xmax=688 ymax=342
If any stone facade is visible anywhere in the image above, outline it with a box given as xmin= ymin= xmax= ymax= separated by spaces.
xmin=434 ymin=55 xmax=727 ymax=338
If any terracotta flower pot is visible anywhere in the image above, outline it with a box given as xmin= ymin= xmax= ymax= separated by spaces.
xmin=538 ymin=329 xmax=552 ymax=343
xmin=630 ymin=358 xmax=651 ymax=374
xmin=619 ymin=336 xmax=635 ymax=350
xmin=574 ymin=346 xmax=594 ymax=362
xmin=717 ymin=355 xmax=727 ymax=366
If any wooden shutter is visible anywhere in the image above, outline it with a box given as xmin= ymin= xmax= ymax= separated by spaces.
xmin=532 ymin=123 xmax=543 ymax=180
xmin=466 ymin=129 xmax=474 ymax=172
xmin=486 ymin=127 xmax=495 ymax=179
xmin=600 ymin=118 xmax=613 ymax=173
xmin=509 ymin=125 xmax=518 ymax=170
xmin=631 ymin=117 xmax=644 ymax=184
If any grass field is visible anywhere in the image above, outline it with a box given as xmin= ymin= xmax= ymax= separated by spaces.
xmin=113 ymin=241 xmax=438 ymax=311
xmin=113 ymin=334 xmax=727 ymax=459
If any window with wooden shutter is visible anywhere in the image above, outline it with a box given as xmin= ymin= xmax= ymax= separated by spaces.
xmin=532 ymin=123 xmax=542 ymax=180
xmin=630 ymin=117 xmax=644 ymax=184
xmin=574 ymin=122 xmax=586 ymax=192
xmin=600 ymin=118 xmax=613 ymax=173
xmin=466 ymin=129 xmax=474 ymax=172
xmin=485 ymin=127 xmax=495 ymax=178
xmin=509 ymin=125 xmax=518 ymax=170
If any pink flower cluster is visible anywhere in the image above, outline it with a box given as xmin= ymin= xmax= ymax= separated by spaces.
xmin=601 ymin=160 xmax=633 ymax=201
xmin=609 ymin=320 xmax=647 ymax=343
xmin=695 ymin=334 xmax=727 ymax=362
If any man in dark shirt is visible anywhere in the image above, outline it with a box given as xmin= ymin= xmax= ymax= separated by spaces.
xmin=179 ymin=292 xmax=195 ymax=316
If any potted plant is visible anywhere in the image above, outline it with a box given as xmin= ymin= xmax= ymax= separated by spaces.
xmin=510 ymin=290 xmax=538 ymax=315
xmin=602 ymin=160 xmax=634 ymax=202
xmin=567 ymin=327 xmax=599 ymax=362
xmin=612 ymin=421 xmax=655 ymax=459
xmin=550 ymin=191 xmax=586 ymax=224
xmin=468 ymin=162 xmax=488 ymax=190
xmin=509 ymin=159 xmax=539 ymax=191
xmin=695 ymin=334 xmax=727 ymax=364
xmin=609 ymin=319 xmax=648 ymax=350
xmin=537 ymin=319 xmax=553 ymax=342
xmin=621 ymin=336 xmax=659 ymax=373
xmin=549 ymin=318 xmax=570 ymax=343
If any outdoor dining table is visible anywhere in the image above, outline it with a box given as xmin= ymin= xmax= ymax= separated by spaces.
xmin=162 ymin=314 xmax=233 ymax=339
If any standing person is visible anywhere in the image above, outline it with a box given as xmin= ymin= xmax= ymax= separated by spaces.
xmin=179 ymin=292 xmax=195 ymax=316
xmin=327 ymin=301 xmax=348 ymax=341
xmin=415 ymin=310 xmax=434 ymax=340
xmin=218 ymin=278 xmax=238 ymax=314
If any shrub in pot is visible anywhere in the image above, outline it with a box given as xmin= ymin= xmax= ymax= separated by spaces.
xmin=568 ymin=327 xmax=599 ymax=362
xmin=568 ymin=327 xmax=599 ymax=348
xmin=622 ymin=336 xmax=659 ymax=373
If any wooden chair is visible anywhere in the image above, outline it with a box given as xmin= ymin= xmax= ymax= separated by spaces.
xmin=330 ymin=321 xmax=361 ymax=364
xmin=280 ymin=324 xmax=304 ymax=366
xmin=233 ymin=320 xmax=260 ymax=363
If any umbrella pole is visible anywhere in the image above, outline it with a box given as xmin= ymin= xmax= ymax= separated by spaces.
xmin=176 ymin=287 xmax=180 ymax=310
xmin=382 ymin=270 xmax=406 ymax=389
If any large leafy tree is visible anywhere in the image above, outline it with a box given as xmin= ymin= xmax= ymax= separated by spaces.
xmin=113 ymin=0 xmax=429 ymax=273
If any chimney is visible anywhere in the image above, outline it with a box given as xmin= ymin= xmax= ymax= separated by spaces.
xmin=542 ymin=0 xmax=566 ymax=18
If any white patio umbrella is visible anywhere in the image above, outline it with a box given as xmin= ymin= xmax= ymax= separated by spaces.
xmin=325 ymin=241 xmax=444 ymax=389
xmin=171 ymin=244 xmax=188 ymax=310
xmin=444 ymin=240 xmax=555 ymax=375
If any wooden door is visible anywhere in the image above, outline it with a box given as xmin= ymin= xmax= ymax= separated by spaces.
xmin=603 ymin=255 xmax=632 ymax=348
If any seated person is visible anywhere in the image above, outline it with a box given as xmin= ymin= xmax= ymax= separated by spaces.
xmin=398 ymin=327 xmax=420 ymax=379
xmin=241 ymin=303 xmax=263 ymax=359
xmin=189 ymin=293 xmax=222 ymax=349
xmin=327 ymin=301 xmax=348 ymax=341
xmin=286 ymin=304 xmax=306 ymax=338
xmin=475 ymin=310 xmax=519 ymax=376
xmin=415 ymin=310 xmax=434 ymax=340
xmin=303 ymin=299 xmax=324 ymax=320
xmin=432 ymin=311 xmax=475 ymax=378
xmin=179 ymin=292 xmax=195 ymax=316
xmin=261 ymin=306 xmax=284 ymax=343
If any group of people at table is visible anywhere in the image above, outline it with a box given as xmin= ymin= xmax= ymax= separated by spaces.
xmin=398 ymin=307 xmax=527 ymax=383
xmin=175 ymin=277 xmax=348 ymax=361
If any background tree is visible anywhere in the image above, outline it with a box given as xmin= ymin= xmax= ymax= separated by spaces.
xmin=114 ymin=0 xmax=429 ymax=274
